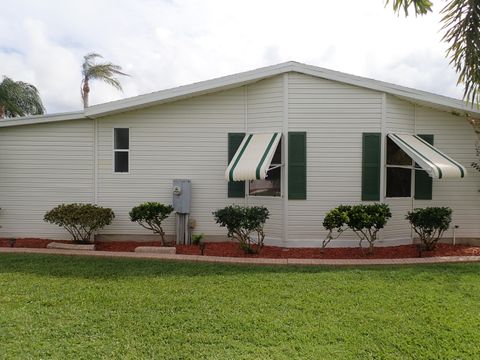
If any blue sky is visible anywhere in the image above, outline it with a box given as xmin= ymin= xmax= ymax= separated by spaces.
xmin=0 ymin=0 xmax=462 ymax=113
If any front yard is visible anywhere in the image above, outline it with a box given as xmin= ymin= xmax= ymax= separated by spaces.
xmin=1 ymin=254 xmax=479 ymax=359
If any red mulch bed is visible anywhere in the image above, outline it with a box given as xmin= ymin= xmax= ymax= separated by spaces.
xmin=0 ymin=238 xmax=70 ymax=248
xmin=3 ymin=238 xmax=480 ymax=259
xmin=176 ymin=242 xmax=480 ymax=259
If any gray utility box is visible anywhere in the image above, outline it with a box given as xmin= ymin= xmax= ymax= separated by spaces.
xmin=172 ymin=179 xmax=191 ymax=214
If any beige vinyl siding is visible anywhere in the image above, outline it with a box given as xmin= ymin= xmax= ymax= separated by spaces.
xmin=385 ymin=95 xmax=415 ymax=133
xmin=414 ymin=105 xmax=480 ymax=239
xmin=247 ymin=76 xmax=283 ymax=131
xmin=381 ymin=99 xmax=480 ymax=242
xmin=383 ymin=96 xmax=416 ymax=243
xmin=0 ymin=120 xmax=94 ymax=239
xmin=381 ymin=199 xmax=413 ymax=243
xmin=96 ymin=87 xmax=246 ymax=238
xmin=245 ymin=76 xmax=284 ymax=242
xmin=287 ymin=73 xmax=383 ymax=246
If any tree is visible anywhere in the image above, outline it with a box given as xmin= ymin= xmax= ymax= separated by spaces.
xmin=0 ymin=76 xmax=45 ymax=118
xmin=81 ymin=53 xmax=128 ymax=108
xmin=387 ymin=1 xmax=480 ymax=172
xmin=386 ymin=0 xmax=480 ymax=107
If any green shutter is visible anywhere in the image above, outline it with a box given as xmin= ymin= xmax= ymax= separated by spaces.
xmin=362 ymin=133 xmax=381 ymax=201
xmin=228 ymin=133 xmax=245 ymax=198
xmin=288 ymin=132 xmax=307 ymax=200
xmin=414 ymin=134 xmax=434 ymax=200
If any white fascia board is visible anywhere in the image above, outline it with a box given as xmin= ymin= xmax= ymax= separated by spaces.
xmin=0 ymin=111 xmax=86 ymax=128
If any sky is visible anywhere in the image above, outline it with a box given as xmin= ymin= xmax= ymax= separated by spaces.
xmin=0 ymin=0 xmax=461 ymax=114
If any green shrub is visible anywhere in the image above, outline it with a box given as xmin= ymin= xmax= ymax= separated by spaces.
xmin=322 ymin=203 xmax=392 ymax=253
xmin=191 ymin=233 xmax=206 ymax=255
xmin=44 ymin=203 xmax=115 ymax=243
xmin=129 ymin=202 xmax=174 ymax=245
xmin=213 ymin=205 xmax=269 ymax=254
xmin=406 ymin=207 xmax=452 ymax=251
xmin=322 ymin=205 xmax=350 ymax=248
xmin=191 ymin=233 xmax=204 ymax=246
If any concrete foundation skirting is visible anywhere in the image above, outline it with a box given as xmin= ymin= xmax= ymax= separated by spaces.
xmin=47 ymin=242 xmax=95 ymax=251
xmin=134 ymin=246 xmax=176 ymax=254
xmin=95 ymin=234 xmax=230 ymax=243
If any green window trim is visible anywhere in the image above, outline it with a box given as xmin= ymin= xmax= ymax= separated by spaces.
xmin=228 ymin=133 xmax=246 ymax=198
xmin=361 ymin=133 xmax=381 ymax=201
xmin=288 ymin=132 xmax=307 ymax=200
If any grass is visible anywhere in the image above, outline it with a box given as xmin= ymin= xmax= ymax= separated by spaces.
xmin=1 ymin=254 xmax=479 ymax=359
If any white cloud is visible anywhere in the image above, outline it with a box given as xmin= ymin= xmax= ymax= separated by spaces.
xmin=0 ymin=0 xmax=465 ymax=113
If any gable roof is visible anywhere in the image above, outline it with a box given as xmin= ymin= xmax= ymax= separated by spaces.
xmin=2 ymin=61 xmax=479 ymax=128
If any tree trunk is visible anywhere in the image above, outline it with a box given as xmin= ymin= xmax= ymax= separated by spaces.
xmin=82 ymin=79 xmax=90 ymax=108
xmin=0 ymin=104 xmax=5 ymax=119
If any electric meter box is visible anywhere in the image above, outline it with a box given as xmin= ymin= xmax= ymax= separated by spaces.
xmin=172 ymin=179 xmax=191 ymax=214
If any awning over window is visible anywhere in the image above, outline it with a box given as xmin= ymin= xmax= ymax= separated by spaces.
xmin=226 ymin=132 xmax=281 ymax=181
xmin=388 ymin=133 xmax=466 ymax=179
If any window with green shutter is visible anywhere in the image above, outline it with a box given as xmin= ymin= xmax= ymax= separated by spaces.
xmin=362 ymin=133 xmax=381 ymax=201
xmin=288 ymin=132 xmax=307 ymax=200
xmin=228 ymin=133 xmax=245 ymax=198
xmin=414 ymin=134 xmax=434 ymax=200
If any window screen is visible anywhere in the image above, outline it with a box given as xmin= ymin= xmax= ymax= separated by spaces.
xmin=249 ymin=141 xmax=282 ymax=197
xmin=386 ymin=137 xmax=412 ymax=198
xmin=114 ymin=128 xmax=129 ymax=173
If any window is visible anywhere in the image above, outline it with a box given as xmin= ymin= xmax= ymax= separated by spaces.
xmin=114 ymin=128 xmax=129 ymax=173
xmin=249 ymin=141 xmax=282 ymax=197
xmin=386 ymin=137 xmax=412 ymax=197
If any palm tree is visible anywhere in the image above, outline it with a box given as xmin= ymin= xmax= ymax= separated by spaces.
xmin=386 ymin=0 xmax=480 ymax=107
xmin=81 ymin=53 xmax=129 ymax=108
xmin=0 ymin=76 xmax=45 ymax=118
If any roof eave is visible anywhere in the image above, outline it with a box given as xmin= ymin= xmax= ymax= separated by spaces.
xmin=84 ymin=62 xmax=297 ymax=118
xmin=0 ymin=111 xmax=86 ymax=128
xmin=293 ymin=63 xmax=480 ymax=117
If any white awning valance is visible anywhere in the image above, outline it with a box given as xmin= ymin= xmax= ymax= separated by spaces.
xmin=388 ymin=133 xmax=466 ymax=179
xmin=226 ymin=132 xmax=281 ymax=181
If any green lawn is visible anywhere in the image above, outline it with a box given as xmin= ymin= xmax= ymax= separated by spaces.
xmin=0 ymin=254 xmax=479 ymax=359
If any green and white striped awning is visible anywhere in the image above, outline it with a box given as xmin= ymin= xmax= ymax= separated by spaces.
xmin=388 ymin=133 xmax=466 ymax=179
xmin=226 ymin=133 xmax=281 ymax=181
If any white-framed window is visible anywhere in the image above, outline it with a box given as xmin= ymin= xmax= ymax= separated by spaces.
xmin=248 ymin=140 xmax=282 ymax=197
xmin=113 ymin=128 xmax=129 ymax=173
xmin=386 ymin=136 xmax=413 ymax=197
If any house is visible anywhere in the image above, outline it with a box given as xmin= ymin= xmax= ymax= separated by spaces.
xmin=0 ymin=61 xmax=478 ymax=247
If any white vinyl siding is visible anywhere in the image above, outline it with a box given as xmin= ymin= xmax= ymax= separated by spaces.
xmin=414 ymin=106 xmax=480 ymax=239
xmin=385 ymin=95 xmax=415 ymax=134
xmin=1 ymin=71 xmax=479 ymax=247
xmin=247 ymin=76 xmax=283 ymax=132
xmin=0 ymin=120 xmax=94 ymax=239
xmin=287 ymin=73 xmax=383 ymax=246
xmin=96 ymin=87 xmax=246 ymax=238
xmin=382 ymin=100 xmax=480 ymax=243
xmin=245 ymin=76 xmax=284 ymax=242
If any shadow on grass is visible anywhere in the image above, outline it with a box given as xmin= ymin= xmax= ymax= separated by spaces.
xmin=0 ymin=252 xmax=479 ymax=280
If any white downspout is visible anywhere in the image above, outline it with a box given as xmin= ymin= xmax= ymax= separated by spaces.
xmin=283 ymin=73 xmax=289 ymax=246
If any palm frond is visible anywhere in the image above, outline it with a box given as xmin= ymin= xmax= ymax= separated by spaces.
xmin=385 ymin=0 xmax=433 ymax=16
xmin=441 ymin=0 xmax=480 ymax=106
xmin=0 ymin=76 xmax=45 ymax=117
xmin=81 ymin=53 xmax=129 ymax=94
xmin=82 ymin=53 xmax=103 ymax=77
